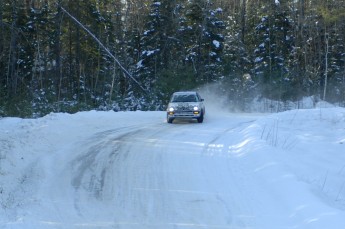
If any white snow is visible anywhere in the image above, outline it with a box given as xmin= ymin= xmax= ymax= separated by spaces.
xmin=216 ymin=8 xmax=223 ymax=13
xmin=209 ymin=51 xmax=217 ymax=57
xmin=142 ymin=49 xmax=160 ymax=57
xmin=213 ymin=40 xmax=220 ymax=49
xmin=255 ymin=57 xmax=264 ymax=63
xmin=136 ymin=60 xmax=144 ymax=68
xmin=1 ymin=105 xmax=345 ymax=228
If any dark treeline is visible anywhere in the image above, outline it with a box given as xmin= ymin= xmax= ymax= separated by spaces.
xmin=0 ymin=0 xmax=344 ymax=117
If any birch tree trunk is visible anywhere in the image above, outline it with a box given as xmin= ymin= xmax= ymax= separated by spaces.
xmin=323 ymin=32 xmax=329 ymax=101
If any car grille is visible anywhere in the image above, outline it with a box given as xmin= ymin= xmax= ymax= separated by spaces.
xmin=176 ymin=104 xmax=193 ymax=111
xmin=174 ymin=110 xmax=195 ymax=117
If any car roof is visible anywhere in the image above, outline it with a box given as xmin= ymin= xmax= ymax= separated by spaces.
xmin=173 ymin=91 xmax=198 ymax=95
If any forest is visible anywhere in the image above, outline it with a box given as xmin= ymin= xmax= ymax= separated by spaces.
xmin=0 ymin=0 xmax=344 ymax=117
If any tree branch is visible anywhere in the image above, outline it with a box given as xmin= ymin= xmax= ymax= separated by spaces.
xmin=59 ymin=5 xmax=148 ymax=94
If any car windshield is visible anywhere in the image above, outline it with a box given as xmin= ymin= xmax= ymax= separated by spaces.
xmin=171 ymin=94 xmax=197 ymax=102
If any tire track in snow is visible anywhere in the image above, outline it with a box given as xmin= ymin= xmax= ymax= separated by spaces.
xmin=70 ymin=126 xmax=147 ymax=213
xmin=198 ymin=119 xmax=258 ymax=228
xmin=70 ymin=123 xmax=169 ymax=217
xmin=47 ymin=115 xmax=260 ymax=228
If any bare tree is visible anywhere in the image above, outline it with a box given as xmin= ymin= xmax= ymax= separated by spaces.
xmin=7 ymin=0 xmax=19 ymax=96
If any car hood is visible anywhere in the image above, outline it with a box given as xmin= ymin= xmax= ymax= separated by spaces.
xmin=168 ymin=102 xmax=201 ymax=107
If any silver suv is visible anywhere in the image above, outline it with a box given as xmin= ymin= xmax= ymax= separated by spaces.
xmin=166 ymin=91 xmax=205 ymax=123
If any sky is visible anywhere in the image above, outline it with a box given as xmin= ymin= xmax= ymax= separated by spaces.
xmin=0 ymin=101 xmax=345 ymax=229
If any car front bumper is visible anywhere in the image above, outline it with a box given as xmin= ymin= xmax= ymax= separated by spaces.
xmin=167 ymin=110 xmax=201 ymax=118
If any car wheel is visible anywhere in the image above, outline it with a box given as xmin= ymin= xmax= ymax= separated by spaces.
xmin=167 ymin=117 xmax=174 ymax=123
xmin=197 ymin=112 xmax=204 ymax=123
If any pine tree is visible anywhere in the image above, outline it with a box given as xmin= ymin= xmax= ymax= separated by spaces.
xmin=222 ymin=6 xmax=253 ymax=110
xmin=135 ymin=0 xmax=184 ymax=109
xmin=182 ymin=0 xmax=225 ymax=84
xmin=252 ymin=1 xmax=295 ymax=101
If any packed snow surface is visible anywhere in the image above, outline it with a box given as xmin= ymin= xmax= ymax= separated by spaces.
xmin=1 ymin=107 xmax=345 ymax=229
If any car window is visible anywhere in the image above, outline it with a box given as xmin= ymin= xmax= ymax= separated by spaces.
xmin=196 ymin=93 xmax=202 ymax=101
xmin=171 ymin=94 xmax=197 ymax=102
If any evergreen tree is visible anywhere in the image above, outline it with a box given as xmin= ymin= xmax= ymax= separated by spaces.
xmin=223 ymin=11 xmax=253 ymax=110
xmin=253 ymin=1 xmax=295 ymax=101
xmin=1 ymin=0 xmax=345 ymax=117
xmin=136 ymin=0 xmax=184 ymax=109
xmin=182 ymin=0 xmax=225 ymax=84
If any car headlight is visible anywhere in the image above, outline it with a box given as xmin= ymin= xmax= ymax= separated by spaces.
xmin=168 ymin=107 xmax=174 ymax=112
xmin=193 ymin=106 xmax=199 ymax=111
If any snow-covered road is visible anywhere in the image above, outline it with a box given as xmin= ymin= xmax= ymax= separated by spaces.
xmin=1 ymin=109 xmax=345 ymax=229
